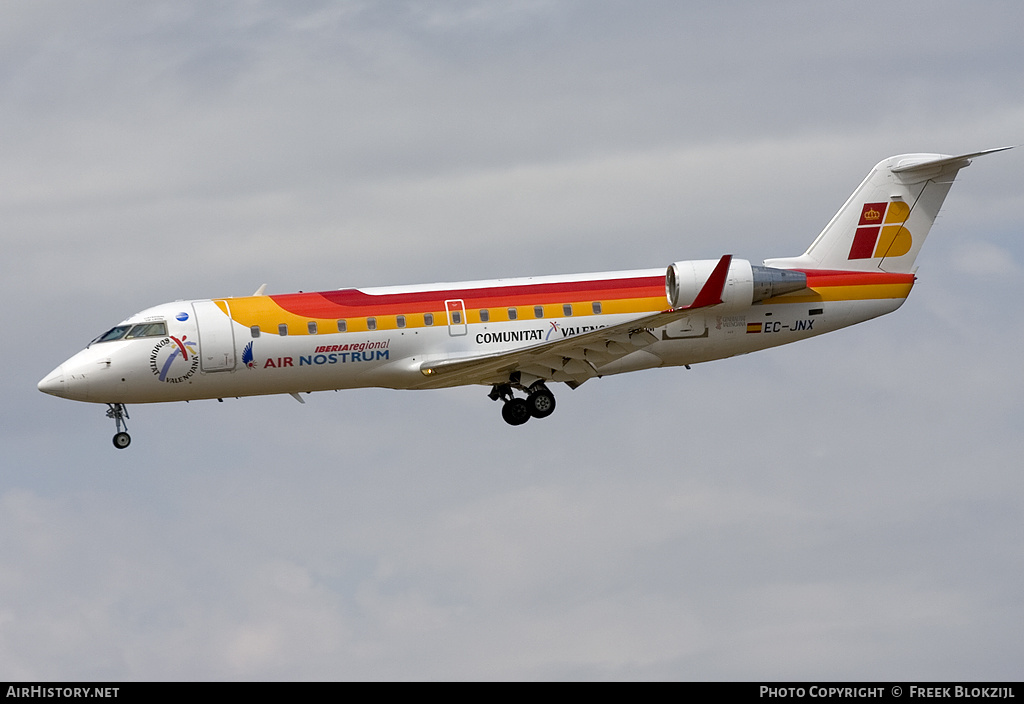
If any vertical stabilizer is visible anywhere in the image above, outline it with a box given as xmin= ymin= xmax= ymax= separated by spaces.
xmin=765 ymin=148 xmax=1010 ymax=273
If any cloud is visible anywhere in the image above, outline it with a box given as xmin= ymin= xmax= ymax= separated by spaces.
xmin=5 ymin=0 xmax=1024 ymax=680
xmin=947 ymin=241 xmax=1020 ymax=276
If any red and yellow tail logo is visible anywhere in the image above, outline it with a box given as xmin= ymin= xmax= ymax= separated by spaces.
xmin=848 ymin=201 xmax=912 ymax=260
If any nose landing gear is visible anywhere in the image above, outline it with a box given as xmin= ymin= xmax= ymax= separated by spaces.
xmin=490 ymin=381 xmax=557 ymax=426
xmin=106 ymin=403 xmax=131 ymax=449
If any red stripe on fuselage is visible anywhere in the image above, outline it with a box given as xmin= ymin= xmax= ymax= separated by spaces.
xmin=798 ymin=269 xmax=916 ymax=287
xmin=269 ymin=275 xmax=665 ymax=318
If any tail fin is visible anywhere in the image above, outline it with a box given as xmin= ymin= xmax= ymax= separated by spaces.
xmin=765 ymin=148 xmax=1011 ymax=273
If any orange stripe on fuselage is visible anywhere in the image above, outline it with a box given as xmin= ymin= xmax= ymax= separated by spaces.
xmin=222 ymin=275 xmax=667 ymax=334
xmin=218 ymin=269 xmax=915 ymax=335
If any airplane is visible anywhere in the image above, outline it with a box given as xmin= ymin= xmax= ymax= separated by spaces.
xmin=38 ymin=148 xmax=1010 ymax=448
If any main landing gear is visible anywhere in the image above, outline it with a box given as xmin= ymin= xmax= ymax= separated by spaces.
xmin=106 ymin=403 xmax=131 ymax=449
xmin=489 ymin=381 xmax=557 ymax=426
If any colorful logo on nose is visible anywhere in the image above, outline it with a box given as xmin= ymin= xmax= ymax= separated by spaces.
xmin=150 ymin=335 xmax=199 ymax=383
xmin=848 ymin=201 xmax=913 ymax=260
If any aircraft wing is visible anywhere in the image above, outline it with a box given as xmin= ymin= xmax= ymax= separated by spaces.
xmin=415 ymin=255 xmax=732 ymax=388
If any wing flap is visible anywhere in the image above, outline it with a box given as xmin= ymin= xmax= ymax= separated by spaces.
xmin=414 ymin=255 xmax=732 ymax=388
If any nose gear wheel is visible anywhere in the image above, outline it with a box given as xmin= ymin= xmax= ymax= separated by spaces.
xmin=105 ymin=403 xmax=131 ymax=449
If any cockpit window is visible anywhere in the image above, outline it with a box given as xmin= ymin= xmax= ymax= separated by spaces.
xmin=125 ymin=322 xmax=167 ymax=339
xmin=91 ymin=325 xmax=132 ymax=344
xmin=91 ymin=321 xmax=167 ymax=345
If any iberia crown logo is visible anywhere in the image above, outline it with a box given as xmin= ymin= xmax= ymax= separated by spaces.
xmin=848 ymin=201 xmax=913 ymax=260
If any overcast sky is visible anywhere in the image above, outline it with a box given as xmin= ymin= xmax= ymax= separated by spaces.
xmin=3 ymin=0 xmax=1023 ymax=680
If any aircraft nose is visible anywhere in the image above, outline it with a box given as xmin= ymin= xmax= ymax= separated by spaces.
xmin=38 ymin=365 xmax=67 ymax=398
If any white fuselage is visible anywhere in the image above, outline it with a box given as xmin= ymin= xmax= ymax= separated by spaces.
xmin=38 ymin=262 xmax=908 ymax=405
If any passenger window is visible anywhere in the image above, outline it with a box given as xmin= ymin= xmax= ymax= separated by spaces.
xmin=279 ymin=323 xmax=288 ymax=336
xmin=451 ymin=311 xmax=462 ymax=325
xmin=397 ymin=315 xmax=406 ymax=328
xmin=534 ymin=305 xmax=544 ymax=319
xmin=367 ymin=317 xmax=377 ymax=331
xmin=251 ymin=325 xmax=261 ymax=338
xmin=479 ymin=309 xmax=489 ymax=322
xmin=563 ymin=304 xmax=573 ymax=316
xmin=592 ymin=301 xmax=602 ymax=315
xmin=308 ymin=321 xmax=318 ymax=334
xmin=337 ymin=319 xmax=347 ymax=332
xmin=424 ymin=313 xmax=434 ymax=326
xmin=508 ymin=308 xmax=517 ymax=320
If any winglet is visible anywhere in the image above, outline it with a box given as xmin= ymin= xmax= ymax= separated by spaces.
xmin=685 ymin=255 xmax=732 ymax=310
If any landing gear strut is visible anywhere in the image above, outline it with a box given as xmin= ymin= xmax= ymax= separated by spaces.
xmin=490 ymin=381 xmax=557 ymax=426
xmin=106 ymin=403 xmax=131 ymax=449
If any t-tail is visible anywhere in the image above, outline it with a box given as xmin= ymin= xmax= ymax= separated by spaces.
xmin=765 ymin=148 xmax=1011 ymax=274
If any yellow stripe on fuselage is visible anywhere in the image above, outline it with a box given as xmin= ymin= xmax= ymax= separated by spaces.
xmin=214 ymin=270 xmax=913 ymax=336
xmin=761 ymin=282 xmax=915 ymax=305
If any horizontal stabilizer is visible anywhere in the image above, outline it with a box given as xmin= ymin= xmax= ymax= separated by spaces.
xmin=891 ymin=147 xmax=1013 ymax=175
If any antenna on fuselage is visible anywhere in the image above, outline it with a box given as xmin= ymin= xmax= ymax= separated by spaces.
xmin=252 ymin=283 xmax=268 ymax=296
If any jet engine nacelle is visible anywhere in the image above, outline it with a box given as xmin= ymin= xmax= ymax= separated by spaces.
xmin=666 ymin=259 xmax=807 ymax=311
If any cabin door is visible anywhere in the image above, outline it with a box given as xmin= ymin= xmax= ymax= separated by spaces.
xmin=445 ymin=299 xmax=468 ymax=336
xmin=192 ymin=300 xmax=237 ymax=372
